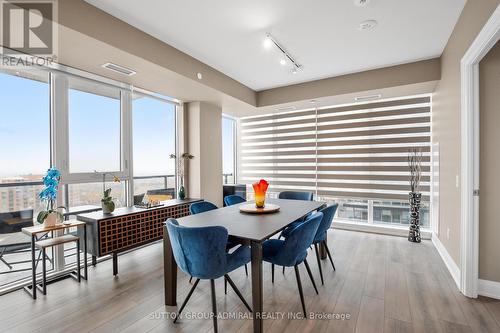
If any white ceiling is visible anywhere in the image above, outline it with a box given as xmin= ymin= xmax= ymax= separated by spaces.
xmin=85 ymin=0 xmax=465 ymax=91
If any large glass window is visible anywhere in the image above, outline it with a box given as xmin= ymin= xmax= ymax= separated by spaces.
xmin=0 ymin=68 xmax=52 ymax=287
xmin=132 ymin=93 xmax=176 ymax=203
xmin=222 ymin=116 xmax=236 ymax=184
xmin=68 ymin=78 xmax=121 ymax=173
xmin=67 ymin=181 xmax=126 ymax=208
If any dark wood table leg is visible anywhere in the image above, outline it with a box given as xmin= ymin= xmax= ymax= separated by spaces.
xmin=92 ymin=255 xmax=97 ymax=267
xmin=164 ymin=225 xmax=177 ymax=306
xmin=83 ymin=224 xmax=88 ymax=280
xmin=112 ymin=253 xmax=118 ymax=276
xmin=319 ymin=239 xmax=327 ymax=260
xmin=251 ymin=241 xmax=263 ymax=333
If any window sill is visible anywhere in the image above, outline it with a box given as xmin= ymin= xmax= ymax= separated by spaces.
xmin=332 ymin=219 xmax=431 ymax=239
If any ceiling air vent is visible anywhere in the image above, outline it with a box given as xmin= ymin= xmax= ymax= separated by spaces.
xmin=354 ymin=94 xmax=382 ymax=102
xmin=102 ymin=62 xmax=136 ymax=76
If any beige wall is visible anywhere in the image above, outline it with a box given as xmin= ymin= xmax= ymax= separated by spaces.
xmin=479 ymin=41 xmax=500 ymax=282
xmin=186 ymin=102 xmax=223 ymax=207
xmin=257 ymin=58 xmax=441 ymax=106
xmin=432 ymin=0 xmax=499 ymax=266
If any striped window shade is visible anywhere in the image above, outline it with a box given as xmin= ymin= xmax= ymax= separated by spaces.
xmin=239 ymin=95 xmax=431 ymax=202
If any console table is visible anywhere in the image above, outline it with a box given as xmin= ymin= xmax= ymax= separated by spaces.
xmin=77 ymin=198 xmax=201 ymax=275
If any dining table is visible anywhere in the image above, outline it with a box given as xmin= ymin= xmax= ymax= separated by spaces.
xmin=163 ymin=198 xmax=326 ymax=333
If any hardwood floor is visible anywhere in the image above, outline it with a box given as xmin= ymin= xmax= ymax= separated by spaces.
xmin=1 ymin=229 xmax=499 ymax=333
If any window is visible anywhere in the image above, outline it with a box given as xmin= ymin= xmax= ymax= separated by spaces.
xmin=67 ymin=181 xmax=126 ymax=208
xmin=240 ymin=96 xmax=431 ymax=228
xmin=0 ymin=60 xmax=180 ymax=292
xmin=68 ymin=78 xmax=121 ymax=173
xmin=222 ymin=116 xmax=236 ymax=184
xmin=0 ymin=68 xmax=52 ymax=287
xmin=132 ymin=93 xmax=176 ymax=201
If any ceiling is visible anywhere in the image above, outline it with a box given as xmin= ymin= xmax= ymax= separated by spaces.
xmin=85 ymin=0 xmax=465 ymax=91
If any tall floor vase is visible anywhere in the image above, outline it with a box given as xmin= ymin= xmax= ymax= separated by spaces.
xmin=408 ymin=192 xmax=422 ymax=243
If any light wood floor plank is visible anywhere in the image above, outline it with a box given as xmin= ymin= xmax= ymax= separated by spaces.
xmin=0 ymin=230 xmax=498 ymax=333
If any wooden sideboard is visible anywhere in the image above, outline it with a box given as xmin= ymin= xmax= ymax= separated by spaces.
xmin=77 ymin=198 xmax=202 ymax=275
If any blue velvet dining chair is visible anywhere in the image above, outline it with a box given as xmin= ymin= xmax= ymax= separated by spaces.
xmin=166 ymin=219 xmax=252 ymax=333
xmin=189 ymin=201 xmax=218 ymax=215
xmin=312 ymin=204 xmax=338 ymax=285
xmin=189 ymin=200 xmax=248 ymax=286
xmin=263 ymin=211 xmax=323 ymax=316
xmin=278 ymin=191 xmax=314 ymax=239
xmin=223 ymin=195 xmax=246 ymax=207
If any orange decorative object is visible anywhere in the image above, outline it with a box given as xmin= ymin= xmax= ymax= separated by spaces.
xmin=252 ymin=179 xmax=269 ymax=208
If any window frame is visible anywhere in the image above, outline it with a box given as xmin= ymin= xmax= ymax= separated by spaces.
xmin=222 ymin=114 xmax=238 ymax=184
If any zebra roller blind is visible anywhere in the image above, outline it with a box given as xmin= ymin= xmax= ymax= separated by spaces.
xmin=240 ymin=95 xmax=431 ymax=202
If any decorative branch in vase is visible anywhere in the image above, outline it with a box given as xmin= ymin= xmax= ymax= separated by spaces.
xmin=95 ymin=171 xmax=121 ymax=214
xmin=37 ymin=167 xmax=65 ymax=226
xmin=408 ymin=148 xmax=423 ymax=243
xmin=170 ymin=153 xmax=194 ymax=200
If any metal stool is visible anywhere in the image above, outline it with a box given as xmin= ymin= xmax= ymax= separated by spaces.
xmin=35 ymin=234 xmax=81 ymax=295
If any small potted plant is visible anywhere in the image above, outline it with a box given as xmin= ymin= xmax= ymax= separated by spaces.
xmin=170 ymin=153 xmax=194 ymax=200
xmin=96 ymin=171 xmax=121 ymax=214
xmin=37 ymin=167 xmax=65 ymax=226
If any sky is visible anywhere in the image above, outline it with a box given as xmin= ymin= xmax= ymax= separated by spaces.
xmin=0 ymin=70 xmax=235 ymax=179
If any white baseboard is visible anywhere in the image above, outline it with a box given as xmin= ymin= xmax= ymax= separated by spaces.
xmin=478 ymin=279 xmax=500 ymax=300
xmin=333 ymin=220 xmax=431 ymax=239
xmin=431 ymin=233 xmax=460 ymax=289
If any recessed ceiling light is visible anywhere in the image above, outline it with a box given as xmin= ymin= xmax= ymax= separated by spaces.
xmin=358 ymin=20 xmax=378 ymax=31
xmin=279 ymin=58 xmax=287 ymax=66
xmin=197 ymin=72 xmax=203 ymax=80
xmin=291 ymin=67 xmax=298 ymax=74
xmin=310 ymin=100 xmax=316 ymax=104
xmin=354 ymin=0 xmax=371 ymax=7
xmin=263 ymin=35 xmax=273 ymax=49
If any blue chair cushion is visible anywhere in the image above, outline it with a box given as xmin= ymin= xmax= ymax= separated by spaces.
xmin=189 ymin=201 xmax=218 ymax=215
xmin=279 ymin=220 xmax=304 ymax=238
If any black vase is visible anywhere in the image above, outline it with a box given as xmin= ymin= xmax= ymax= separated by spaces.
xmin=408 ymin=192 xmax=422 ymax=243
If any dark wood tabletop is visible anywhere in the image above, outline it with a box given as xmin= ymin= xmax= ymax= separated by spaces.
xmin=174 ymin=198 xmax=325 ymax=242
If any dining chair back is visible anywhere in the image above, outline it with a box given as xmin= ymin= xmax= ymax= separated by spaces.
xmin=223 ymin=195 xmax=246 ymax=206
xmin=278 ymin=191 xmax=313 ymax=201
xmin=189 ymin=201 xmax=217 ymax=215
xmin=312 ymin=204 xmax=339 ymax=285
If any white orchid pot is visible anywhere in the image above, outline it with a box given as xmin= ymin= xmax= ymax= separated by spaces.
xmin=43 ymin=212 xmax=59 ymax=227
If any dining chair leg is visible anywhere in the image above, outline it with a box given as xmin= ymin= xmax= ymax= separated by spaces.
xmin=210 ymin=279 xmax=219 ymax=333
xmin=323 ymin=241 xmax=336 ymax=271
xmin=224 ymin=274 xmax=252 ymax=312
xmin=224 ymin=275 xmax=228 ymax=294
xmin=271 ymin=264 xmax=275 ymax=283
xmin=189 ymin=276 xmax=193 ymax=283
xmin=282 ymin=266 xmax=285 ymax=275
xmin=174 ymin=278 xmax=200 ymax=323
xmin=293 ymin=265 xmax=306 ymax=317
xmin=303 ymin=259 xmax=318 ymax=295
xmin=244 ymin=264 xmax=248 ymax=276
xmin=313 ymin=243 xmax=324 ymax=285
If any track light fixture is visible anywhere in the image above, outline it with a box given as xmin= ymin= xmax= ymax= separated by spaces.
xmin=264 ymin=33 xmax=302 ymax=73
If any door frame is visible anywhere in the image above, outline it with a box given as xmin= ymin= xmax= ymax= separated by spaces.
xmin=460 ymin=5 xmax=500 ymax=298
